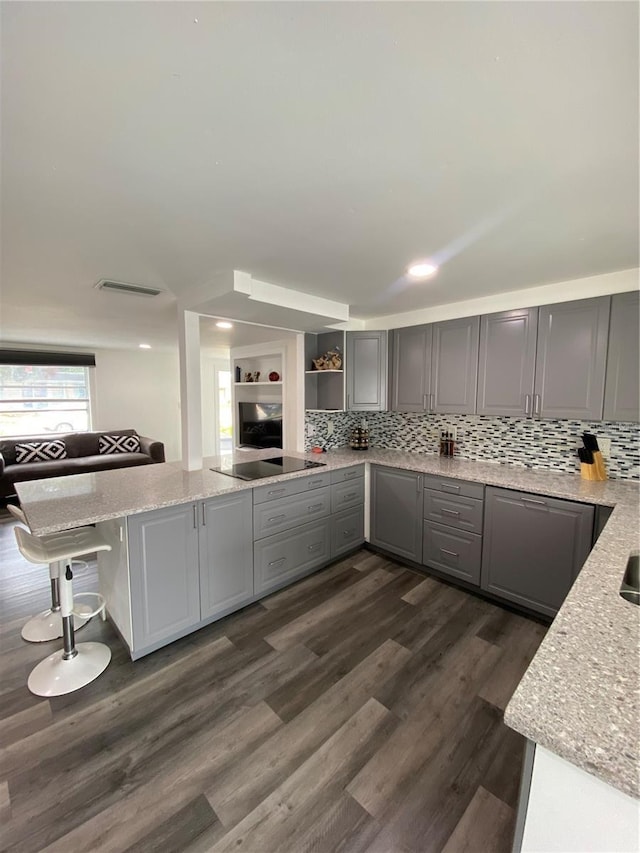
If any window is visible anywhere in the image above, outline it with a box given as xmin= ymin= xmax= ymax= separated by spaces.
xmin=0 ymin=364 xmax=92 ymax=437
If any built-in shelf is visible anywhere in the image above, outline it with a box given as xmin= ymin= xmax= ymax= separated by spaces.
xmin=234 ymin=381 xmax=282 ymax=386
xmin=305 ymin=369 xmax=344 ymax=374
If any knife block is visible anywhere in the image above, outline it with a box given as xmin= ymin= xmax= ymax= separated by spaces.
xmin=592 ymin=450 xmax=608 ymax=481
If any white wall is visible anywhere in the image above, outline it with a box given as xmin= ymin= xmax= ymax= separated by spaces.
xmin=93 ymin=348 xmax=181 ymax=462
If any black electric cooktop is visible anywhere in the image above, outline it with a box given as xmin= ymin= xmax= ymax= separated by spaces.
xmin=211 ymin=455 xmax=326 ymax=481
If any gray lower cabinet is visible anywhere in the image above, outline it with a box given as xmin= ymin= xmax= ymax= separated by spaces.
xmin=431 ymin=315 xmax=480 ymax=414
xmin=535 ymin=296 xmax=610 ymax=420
xmin=254 ymin=518 xmax=331 ymax=595
xmin=128 ymin=503 xmax=201 ymax=651
xmin=199 ymin=491 xmax=254 ymax=620
xmin=481 ymin=486 xmax=595 ymax=617
xmin=423 ymin=521 xmax=482 ymax=585
xmin=477 ymin=307 xmax=538 ymax=417
xmin=346 ymin=331 xmax=388 ymax=411
xmin=370 ymin=465 xmax=423 ymax=563
xmin=604 ymin=291 xmax=639 ymax=422
xmin=332 ymin=506 xmax=365 ymax=559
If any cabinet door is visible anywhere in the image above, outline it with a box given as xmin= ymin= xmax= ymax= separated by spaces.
xmin=423 ymin=521 xmax=482 ymax=585
xmin=481 ymin=487 xmax=594 ymax=617
xmin=370 ymin=465 xmax=422 ymax=563
xmin=603 ymin=291 xmax=639 ymax=422
xmin=431 ymin=316 xmax=480 ymax=414
xmin=128 ymin=504 xmax=201 ymax=649
xmin=254 ymin=518 xmax=331 ymax=596
xmin=199 ymin=491 xmax=254 ymax=620
xmin=346 ymin=331 xmax=388 ymax=411
xmin=534 ymin=297 xmax=610 ymax=420
xmin=477 ymin=308 xmax=538 ymax=416
xmin=391 ymin=325 xmax=432 ymax=412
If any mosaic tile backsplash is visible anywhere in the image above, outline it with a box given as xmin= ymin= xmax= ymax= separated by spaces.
xmin=305 ymin=411 xmax=640 ymax=480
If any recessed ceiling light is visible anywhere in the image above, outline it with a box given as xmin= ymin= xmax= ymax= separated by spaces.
xmin=407 ymin=261 xmax=438 ymax=279
xmin=216 ymin=321 xmax=233 ymax=329
xmin=139 ymin=343 xmax=151 ymax=349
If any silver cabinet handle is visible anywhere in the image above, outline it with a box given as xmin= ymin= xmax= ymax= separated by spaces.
xmin=344 ymin=471 xmax=357 ymax=479
xmin=309 ymin=478 xmax=324 ymax=486
xmin=347 ymin=393 xmax=351 ymax=410
xmin=307 ymin=503 xmax=323 ymax=512
xmin=268 ymin=488 xmax=286 ymax=497
xmin=416 ymin=475 xmax=423 ymax=494
xmin=423 ymin=393 xmax=428 ymax=410
xmin=201 ymin=503 xmax=206 ymax=526
xmin=440 ymin=548 xmax=459 ymax=558
xmin=343 ymin=528 xmax=355 ymax=537
xmin=533 ymin=393 xmax=541 ymax=416
xmin=308 ymin=542 xmax=322 ymax=552
xmin=430 ymin=393 xmax=435 ymax=412
xmin=524 ymin=394 xmax=531 ymax=416
xmin=342 ymin=493 xmax=358 ymax=501
xmin=523 ymin=497 xmax=547 ymax=507
xmin=268 ymin=514 xmax=287 ymax=523
xmin=441 ymin=483 xmax=460 ymax=492
xmin=193 ymin=505 xmax=198 ymax=529
xmin=268 ymin=557 xmax=286 ymax=567
xmin=441 ymin=508 xmax=460 ymax=516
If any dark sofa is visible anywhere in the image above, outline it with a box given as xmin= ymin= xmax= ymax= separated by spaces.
xmin=0 ymin=428 xmax=165 ymax=499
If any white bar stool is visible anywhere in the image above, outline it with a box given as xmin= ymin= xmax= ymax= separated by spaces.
xmin=7 ymin=504 xmax=92 ymax=642
xmin=14 ymin=525 xmax=113 ymax=697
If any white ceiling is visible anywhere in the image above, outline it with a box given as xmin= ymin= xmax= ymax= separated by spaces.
xmin=1 ymin=1 xmax=638 ymax=351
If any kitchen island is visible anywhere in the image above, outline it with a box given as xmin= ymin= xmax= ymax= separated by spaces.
xmin=16 ymin=447 xmax=639 ymax=843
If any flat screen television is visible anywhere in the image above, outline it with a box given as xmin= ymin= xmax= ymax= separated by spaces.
xmin=237 ymin=402 xmax=283 ymax=449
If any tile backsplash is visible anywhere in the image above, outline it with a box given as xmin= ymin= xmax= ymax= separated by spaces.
xmin=305 ymin=410 xmax=640 ymax=480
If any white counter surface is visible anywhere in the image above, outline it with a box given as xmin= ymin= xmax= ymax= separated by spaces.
xmin=16 ymin=447 xmax=640 ymax=798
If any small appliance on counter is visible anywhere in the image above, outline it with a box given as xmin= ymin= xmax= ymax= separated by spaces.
xmin=350 ymin=422 xmax=369 ymax=451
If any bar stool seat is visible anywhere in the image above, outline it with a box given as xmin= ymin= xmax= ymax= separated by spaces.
xmin=8 ymin=504 xmax=92 ymax=642
xmin=14 ymin=525 xmax=112 ymax=697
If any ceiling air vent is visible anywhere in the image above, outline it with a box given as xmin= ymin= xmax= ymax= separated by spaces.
xmin=95 ymin=279 xmax=163 ymax=297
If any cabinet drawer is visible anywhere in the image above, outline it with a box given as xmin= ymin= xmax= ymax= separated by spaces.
xmin=253 ymin=486 xmax=330 ymax=539
xmin=254 ymin=518 xmax=331 ymax=595
xmin=331 ymin=478 xmax=365 ymax=513
xmin=423 ymin=489 xmax=483 ymax=534
xmin=423 ymin=474 xmax=484 ymax=500
xmin=423 ymin=521 xmax=482 ymax=585
xmin=331 ymin=506 xmax=365 ymax=559
xmin=330 ymin=465 xmax=365 ymax=484
xmin=253 ymin=471 xmax=331 ymax=504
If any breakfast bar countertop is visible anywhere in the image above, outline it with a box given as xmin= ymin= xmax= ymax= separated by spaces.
xmin=16 ymin=447 xmax=640 ymax=798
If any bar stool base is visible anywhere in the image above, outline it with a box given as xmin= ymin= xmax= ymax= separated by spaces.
xmin=28 ymin=642 xmax=111 ymax=697
xmin=21 ymin=606 xmax=91 ymax=643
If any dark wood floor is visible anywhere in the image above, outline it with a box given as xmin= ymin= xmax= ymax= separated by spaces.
xmin=0 ymin=514 xmax=546 ymax=853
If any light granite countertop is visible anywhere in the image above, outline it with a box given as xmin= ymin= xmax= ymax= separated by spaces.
xmin=16 ymin=447 xmax=640 ymax=798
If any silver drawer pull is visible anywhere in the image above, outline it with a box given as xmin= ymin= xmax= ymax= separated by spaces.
xmin=308 ymin=503 xmax=323 ymax=512
xmin=308 ymin=542 xmax=322 ymax=552
xmin=441 ymin=508 xmax=460 ymax=516
xmin=309 ymin=478 xmax=324 ymax=486
xmin=268 ymin=488 xmax=286 ymax=497
xmin=441 ymin=483 xmax=460 ymax=492
xmin=440 ymin=548 xmax=459 ymax=558
xmin=268 ymin=557 xmax=286 ymax=567
xmin=343 ymin=493 xmax=358 ymax=501
xmin=523 ymin=498 xmax=547 ymax=507
xmin=268 ymin=514 xmax=287 ymax=523
xmin=343 ymin=528 xmax=355 ymax=536
xmin=344 ymin=471 xmax=357 ymax=479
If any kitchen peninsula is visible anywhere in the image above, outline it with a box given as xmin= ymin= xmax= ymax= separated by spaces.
xmin=16 ymin=447 xmax=640 ymax=847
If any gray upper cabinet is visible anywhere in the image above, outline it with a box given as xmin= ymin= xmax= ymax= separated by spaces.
xmin=128 ymin=503 xmax=201 ymax=650
xmin=481 ymin=486 xmax=594 ymax=617
xmin=534 ymin=297 xmax=610 ymax=420
xmin=199 ymin=491 xmax=254 ymax=621
xmin=477 ymin=308 xmax=538 ymax=417
xmin=431 ymin=316 xmax=480 ymax=414
xmin=346 ymin=331 xmax=388 ymax=411
xmin=391 ymin=325 xmax=432 ymax=412
xmin=604 ymin=291 xmax=639 ymax=422
xmin=369 ymin=464 xmax=423 ymax=563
